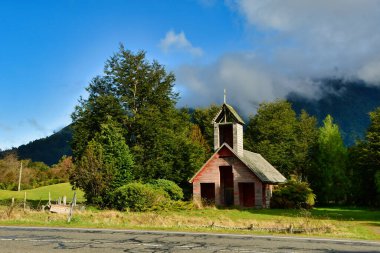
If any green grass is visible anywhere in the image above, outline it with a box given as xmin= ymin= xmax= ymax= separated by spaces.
xmin=0 ymin=205 xmax=379 ymax=240
xmin=0 ymin=186 xmax=378 ymax=241
xmin=0 ymin=183 xmax=85 ymax=204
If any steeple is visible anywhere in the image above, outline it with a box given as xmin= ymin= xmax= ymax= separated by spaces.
xmin=212 ymin=92 xmax=244 ymax=156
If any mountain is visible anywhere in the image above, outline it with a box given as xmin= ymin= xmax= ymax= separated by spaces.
xmin=2 ymin=79 xmax=379 ymax=165
xmin=288 ymin=79 xmax=380 ymax=146
xmin=1 ymin=125 xmax=73 ymax=166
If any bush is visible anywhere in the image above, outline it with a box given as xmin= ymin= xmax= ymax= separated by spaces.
xmin=270 ymin=178 xmax=316 ymax=209
xmin=111 ymin=182 xmax=169 ymax=211
xmin=149 ymin=179 xmax=184 ymax=200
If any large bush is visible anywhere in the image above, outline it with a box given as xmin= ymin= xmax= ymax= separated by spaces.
xmin=111 ymin=182 xmax=169 ymax=211
xmin=270 ymin=179 xmax=316 ymax=209
xmin=149 ymin=179 xmax=183 ymax=200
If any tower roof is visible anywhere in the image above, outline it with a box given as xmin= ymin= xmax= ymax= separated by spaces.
xmin=212 ymin=103 xmax=245 ymax=125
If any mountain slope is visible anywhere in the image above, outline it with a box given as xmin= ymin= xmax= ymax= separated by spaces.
xmin=2 ymin=79 xmax=380 ymax=165
xmin=288 ymin=79 xmax=380 ymax=146
xmin=1 ymin=125 xmax=73 ymax=166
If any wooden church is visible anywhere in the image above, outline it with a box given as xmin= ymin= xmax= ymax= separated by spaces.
xmin=189 ymin=100 xmax=286 ymax=208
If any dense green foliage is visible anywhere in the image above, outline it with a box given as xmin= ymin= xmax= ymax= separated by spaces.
xmin=111 ymin=182 xmax=169 ymax=211
xmin=69 ymin=119 xmax=133 ymax=206
xmin=149 ymin=179 xmax=184 ymax=200
xmin=270 ymin=178 xmax=316 ymax=209
xmin=310 ymin=115 xmax=348 ymax=204
xmin=191 ymin=104 xmax=221 ymax=153
xmin=245 ymin=101 xmax=351 ymax=206
xmin=349 ymin=108 xmax=380 ymax=206
xmin=70 ymin=45 xmax=207 ymax=204
xmin=245 ymin=101 xmax=317 ymax=179
xmin=294 ymin=111 xmax=319 ymax=180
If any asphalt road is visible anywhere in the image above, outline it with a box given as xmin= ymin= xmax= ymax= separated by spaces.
xmin=0 ymin=226 xmax=379 ymax=252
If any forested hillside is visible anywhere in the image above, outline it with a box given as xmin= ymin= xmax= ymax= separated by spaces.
xmin=0 ymin=125 xmax=72 ymax=166
xmin=288 ymin=79 xmax=380 ymax=145
xmin=3 ymin=79 xmax=380 ymax=165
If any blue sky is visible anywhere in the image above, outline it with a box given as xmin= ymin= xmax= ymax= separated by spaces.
xmin=1 ymin=0 xmax=380 ymax=150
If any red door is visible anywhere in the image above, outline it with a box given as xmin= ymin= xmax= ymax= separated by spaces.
xmin=239 ymin=183 xmax=255 ymax=207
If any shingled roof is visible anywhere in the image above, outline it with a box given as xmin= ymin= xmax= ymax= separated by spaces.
xmin=212 ymin=103 xmax=245 ymax=125
xmin=241 ymin=150 xmax=286 ymax=183
xmin=189 ymin=143 xmax=286 ymax=184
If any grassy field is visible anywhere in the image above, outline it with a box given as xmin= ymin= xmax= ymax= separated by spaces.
xmin=0 ymin=184 xmax=379 ymax=241
xmin=0 ymin=183 xmax=85 ymax=204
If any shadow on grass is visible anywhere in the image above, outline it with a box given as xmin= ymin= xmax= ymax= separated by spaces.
xmin=364 ymin=222 xmax=380 ymax=227
xmin=228 ymin=206 xmax=380 ymax=222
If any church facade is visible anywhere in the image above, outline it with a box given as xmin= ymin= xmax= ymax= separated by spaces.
xmin=189 ymin=103 xmax=286 ymax=208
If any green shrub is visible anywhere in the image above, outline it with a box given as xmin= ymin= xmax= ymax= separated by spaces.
xmin=149 ymin=179 xmax=184 ymax=200
xmin=111 ymin=182 xmax=169 ymax=211
xmin=270 ymin=178 xmax=316 ymax=209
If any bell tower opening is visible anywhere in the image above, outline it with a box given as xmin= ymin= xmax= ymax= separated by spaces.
xmin=219 ymin=124 xmax=233 ymax=148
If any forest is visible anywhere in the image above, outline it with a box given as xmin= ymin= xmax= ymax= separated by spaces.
xmin=1 ymin=45 xmax=380 ymax=207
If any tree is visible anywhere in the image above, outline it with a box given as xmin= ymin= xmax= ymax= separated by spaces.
xmin=70 ymin=119 xmax=134 ymax=205
xmin=349 ymin=107 xmax=380 ymax=206
xmin=192 ymin=104 xmax=220 ymax=152
xmin=311 ymin=115 xmax=348 ymax=205
xmin=50 ymin=156 xmax=74 ymax=182
xmin=71 ymin=45 xmax=207 ymax=191
xmin=294 ymin=110 xmax=318 ymax=180
xmin=71 ymin=78 xmax=127 ymax=159
xmin=365 ymin=108 xmax=380 ymax=197
xmin=245 ymin=100 xmax=298 ymax=177
xmin=130 ymin=107 xmax=207 ymax=187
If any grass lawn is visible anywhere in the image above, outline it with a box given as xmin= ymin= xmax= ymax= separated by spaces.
xmin=0 ymin=185 xmax=379 ymax=241
xmin=0 ymin=183 xmax=85 ymax=204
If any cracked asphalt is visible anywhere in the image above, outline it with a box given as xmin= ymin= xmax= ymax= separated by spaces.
xmin=0 ymin=226 xmax=379 ymax=252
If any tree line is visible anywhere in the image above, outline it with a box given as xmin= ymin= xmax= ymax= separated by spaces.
xmin=0 ymin=154 xmax=73 ymax=190
xmin=58 ymin=45 xmax=380 ymax=207
xmin=248 ymin=101 xmax=380 ymax=206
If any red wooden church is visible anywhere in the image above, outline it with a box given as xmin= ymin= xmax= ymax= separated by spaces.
xmin=190 ymin=102 xmax=286 ymax=208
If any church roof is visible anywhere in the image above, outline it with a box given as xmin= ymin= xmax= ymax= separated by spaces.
xmin=241 ymin=150 xmax=286 ymax=183
xmin=189 ymin=143 xmax=286 ymax=184
xmin=212 ymin=103 xmax=245 ymax=125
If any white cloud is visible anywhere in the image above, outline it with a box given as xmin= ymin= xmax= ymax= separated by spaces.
xmin=358 ymin=61 xmax=380 ymax=85
xmin=176 ymin=0 xmax=380 ymax=114
xmin=160 ymin=30 xmax=203 ymax=57
xmin=177 ymin=53 xmax=322 ymax=115
xmin=234 ymin=0 xmax=380 ymax=82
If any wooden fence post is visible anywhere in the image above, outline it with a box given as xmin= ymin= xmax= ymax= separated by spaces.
xmin=67 ymin=192 xmax=76 ymax=223
xmin=23 ymin=192 xmax=26 ymax=211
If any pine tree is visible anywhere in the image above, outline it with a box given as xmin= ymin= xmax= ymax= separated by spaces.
xmin=294 ymin=110 xmax=318 ymax=180
xmin=311 ymin=115 xmax=348 ymax=204
xmin=349 ymin=107 xmax=380 ymax=205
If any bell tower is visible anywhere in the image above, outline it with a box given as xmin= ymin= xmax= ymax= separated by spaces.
xmin=212 ymin=91 xmax=244 ymax=156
